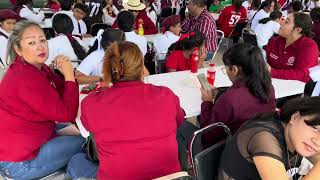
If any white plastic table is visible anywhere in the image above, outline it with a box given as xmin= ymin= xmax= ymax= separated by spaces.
xmin=76 ymin=66 xmax=306 ymax=137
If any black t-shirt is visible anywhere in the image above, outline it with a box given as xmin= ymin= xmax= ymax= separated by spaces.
xmin=218 ymin=113 xmax=302 ymax=180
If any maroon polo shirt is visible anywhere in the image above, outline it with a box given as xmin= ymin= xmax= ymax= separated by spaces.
xmin=266 ymin=36 xmax=319 ymax=82
xmin=200 ymin=80 xmax=276 ymax=145
xmin=0 ymin=57 xmax=79 ymax=162
xmin=81 ymin=81 xmax=185 ymax=179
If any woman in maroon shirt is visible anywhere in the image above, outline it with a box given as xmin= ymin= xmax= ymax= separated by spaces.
xmin=200 ymin=43 xmax=276 ymax=146
xmin=0 ymin=21 xmax=84 ymax=179
xmin=66 ymin=41 xmax=185 ymax=179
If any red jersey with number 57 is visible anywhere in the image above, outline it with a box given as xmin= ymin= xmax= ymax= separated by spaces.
xmin=217 ymin=5 xmax=247 ymax=37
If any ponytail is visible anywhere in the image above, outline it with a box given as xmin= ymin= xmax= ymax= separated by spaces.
xmin=259 ymin=17 xmax=272 ymax=24
xmin=222 ymin=43 xmax=272 ymax=103
xmin=103 ymin=41 xmax=143 ymax=84
xmin=246 ymin=46 xmax=271 ymax=103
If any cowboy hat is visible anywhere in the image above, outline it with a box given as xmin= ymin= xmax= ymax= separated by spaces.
xmin=122 ymin=0 xmax=146 ymax=11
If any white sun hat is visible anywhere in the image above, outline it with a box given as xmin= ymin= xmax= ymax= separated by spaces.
xmin=122 ymin=0 xmax=146 ymax=11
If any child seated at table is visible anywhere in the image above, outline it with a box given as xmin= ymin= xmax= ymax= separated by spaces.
xmin=75 ymin=29 xmax=125 ymax=84
xmin=200 ymin=43 xmax=275 ymax=146
xmin=14 ymin=0 xmax=45 ymax=23
xmin=209 ymin=0 xmax=224 ymax=13
xmin=72 ymin=3 xmax=90 ymax=38
xmin=46 ymin=14 xmax=87 ymax=65
xmin=0 ymin=9 xmax=19 ymax=69
xmin=165 ymin=31 xmax=207 ymax=72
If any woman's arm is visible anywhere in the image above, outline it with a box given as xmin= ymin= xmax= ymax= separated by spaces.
xmin=253 ymin=156 xmax=290 ymax=180
xmin=75 ymin=70 xmax=100 ymax=84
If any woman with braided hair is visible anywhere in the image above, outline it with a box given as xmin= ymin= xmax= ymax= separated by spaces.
xmin=66 ymin=41 xmax=185 ymax=179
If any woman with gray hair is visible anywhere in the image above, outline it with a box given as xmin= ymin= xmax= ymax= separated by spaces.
xmin=0 ymin=21 xmax=84 ymax=179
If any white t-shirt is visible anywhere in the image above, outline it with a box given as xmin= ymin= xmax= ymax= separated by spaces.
xmin=77 ymin=49 xmax=104 ymax=76
xmin=248 ymin=10 xmax=257 ymax=21
xmin=46 ymin=35 xmax=84 ymax=65
xmin=251 ymin=9 xmax=269 ymax=30
xmin=20 ymin=5 xmax=45 ymax=23
xmin=0 ymin=28 xmax=9 ymax=69
xmin=153 ymin=31 xmax=179 ymax=60
xmin=124 ymin=31 xmax=147 ymax=56
xmin=254 ymin=20 xmax=280 ymax=47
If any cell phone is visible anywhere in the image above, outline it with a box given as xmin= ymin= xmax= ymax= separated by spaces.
xmin=197 ymin=73 xmax=211 ymax=91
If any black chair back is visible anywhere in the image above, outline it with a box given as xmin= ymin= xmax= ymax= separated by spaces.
xmin=189 ymin=122 xmax=231 ymax=180
xmin=90 ymin=23 xmax=111 ymax=36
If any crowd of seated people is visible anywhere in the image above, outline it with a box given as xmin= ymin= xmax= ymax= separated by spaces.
xmin=0 ymin=0 xmax=320 ymax=179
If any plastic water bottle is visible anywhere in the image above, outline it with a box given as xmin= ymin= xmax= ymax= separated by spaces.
xmin=207 ymin=63 xmax=216 ymax=85
xmin=138 ymin=19 xmax=144 ymax=36
xmin=191 ymin=47 xmax=199 ymax=73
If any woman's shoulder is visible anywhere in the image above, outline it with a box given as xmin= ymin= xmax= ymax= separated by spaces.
xmin=298 ymin=36 xmax=318 ymax=48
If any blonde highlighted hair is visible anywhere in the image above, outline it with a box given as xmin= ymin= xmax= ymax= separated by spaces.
xmin=103 ymin=41 xmax=144 ymax=84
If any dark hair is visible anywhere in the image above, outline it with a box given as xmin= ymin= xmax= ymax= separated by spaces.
xmin=60 ymin=0 xmax=73 ymax=10
xmin=116 ymin=11 xmax=134 ymax=32
xmin=222 ymin=43 xmax=272 ymax=103
xmin=259 ymin=10 xmax=282 ymax=24
xmin=251 ymin=0 xmax=261 ymax=10
xmin=190 ymin=0 xmax=206 ymax=7
xmin=278 ymin=96 xmax=320 ymax=126
xmin=52 ymin=14 xmax=87 ymax=60
xmin=259 ymin=0 xmax=272 ymax=11
xmin=232 ymin=0 xmax=243 ymax=12
xmin=74 ymin=3 xmax=89 ymax=14
xmin=167 ymin=31 xmax=205 ymax=56
xmin=290 ymin=0 xmax=303 ymax=12
xmin=310 ymin=7 xmax=320 ymax=22
xmin=14 ymin=0 xmax=32 ymax=11
xmin=293 ymin=12 xmax=314 ymax=37
xmin=87 ymin=29 xmax=125 ymax=55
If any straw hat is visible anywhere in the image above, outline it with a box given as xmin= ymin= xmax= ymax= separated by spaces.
xmin=122 ymin=0 xmax=146 ymax=11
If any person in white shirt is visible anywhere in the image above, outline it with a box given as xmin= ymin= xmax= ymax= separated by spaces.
xmin=251 ymin=0 xmax=275 ymax=29
xmin=116 ymin=11 xmax=148 ymax=56
xmin=102 ymin=0 xmax=119 ymax=25
xmin=72 ymin=3 xmax=90 ymax=37
xmin=0 ymin=10 xmax=19 ymax=69
xmin=247 ymin=0 xmax=261 ymax=21
xmin=153 ymin=15 xmax=181 ymax=60
xmin=75 ymin=29 xmax=125 ymax=84
xmin=15 ymin=0 xmax=45 ymax=23
xmin=142 ymin=0 xmax=158 ymax=25
xmin=254 ymin=10 xmax=283 ymax=47
xmin=46 ymin=14 xmax=87 ymax=65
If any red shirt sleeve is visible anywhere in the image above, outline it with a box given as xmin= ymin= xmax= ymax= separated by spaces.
xmin=18 ymin=72 xmax=79 ymax=123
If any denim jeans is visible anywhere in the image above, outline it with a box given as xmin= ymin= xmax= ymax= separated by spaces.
xmin=0 ymin=135 xmax=85 ymax=180
xmin=66 ymin=153 xmax=98 ymax=179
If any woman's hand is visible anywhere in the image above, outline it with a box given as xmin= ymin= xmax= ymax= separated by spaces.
xmin=53 ymin=55 xmax=75 ymax=82
xmin=198 ymin=46 xmax=207 ymax=68
xmin=266 ymin=63 xmax=272 ymax=72
xmin=200 ymin=87 xmax=218 ymax=102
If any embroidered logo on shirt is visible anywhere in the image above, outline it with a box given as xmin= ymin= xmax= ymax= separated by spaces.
xmin=286 ymin=56 xmax=295 ymax=66
xmin=270 ymin=53 xmax=278 ymax=60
